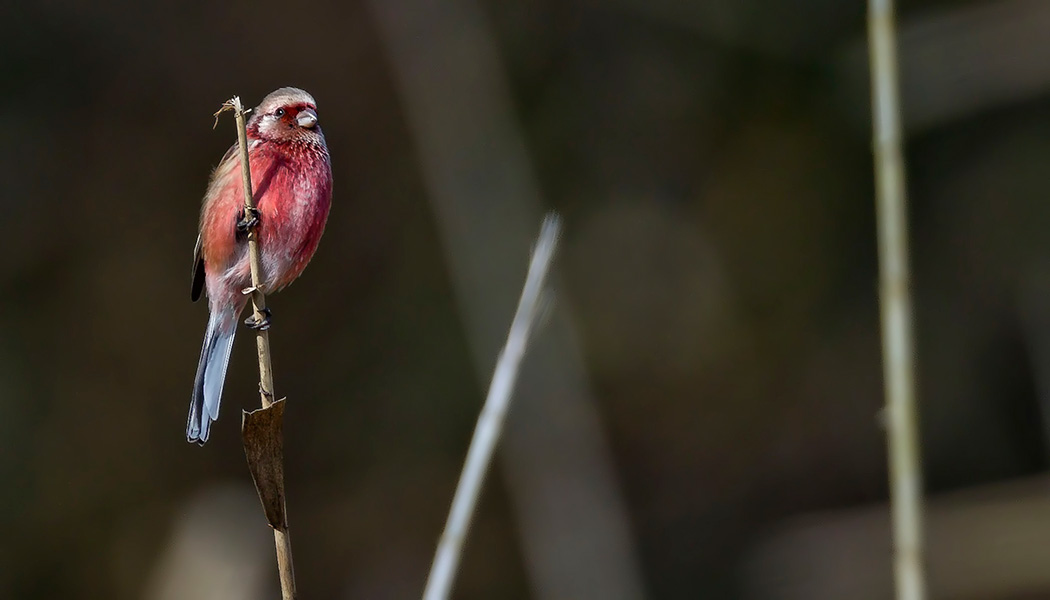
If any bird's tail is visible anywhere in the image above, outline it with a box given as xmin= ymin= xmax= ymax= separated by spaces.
xmin=187 ymin=309 xmax=238 ymax=445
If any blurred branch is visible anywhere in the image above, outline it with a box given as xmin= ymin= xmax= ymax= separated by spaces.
xmin=424 ymin=214 xmax=561 ymax=600
xmin=840 ymin=0 xmax=1050 ymax=131
xmin=867 ymin=3 xmax=926 ymax=600
xmin=366 ymin=0 xmax=646 ymax=597
xmin=216 ymin=97 xmax=296 ymax=600
xmin=620 ymin=0 xmax=1050 ymax=132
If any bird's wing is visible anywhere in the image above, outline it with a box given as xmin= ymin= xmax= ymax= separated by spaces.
xmin=191 ymin=233 xmax=205 ymax=302
xmin=191 ymin=142 xmax=243 ymax=302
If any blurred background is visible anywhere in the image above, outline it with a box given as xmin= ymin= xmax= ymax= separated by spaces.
xmin=5 ymin=0 xmax=1050 ymax=598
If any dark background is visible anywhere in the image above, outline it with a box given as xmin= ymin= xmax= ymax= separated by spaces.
xmin=5 ymin=0 xmax=1050 ymax=598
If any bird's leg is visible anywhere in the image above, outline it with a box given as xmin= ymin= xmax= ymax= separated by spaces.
xmin=236 ymin=207 xmax=261 ymax=238
xmin=244 ymin=307 xmax=272 ymax=331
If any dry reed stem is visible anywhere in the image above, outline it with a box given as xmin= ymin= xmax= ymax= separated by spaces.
xmin=422 ymin=214 xmax=561 ymax=600
xmin=216 ymin=96 xmax=297 ymax=600
xmin=867 ymin=3 xmax=928 ymax=600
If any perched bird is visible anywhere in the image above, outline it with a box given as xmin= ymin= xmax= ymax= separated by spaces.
xmin=188 ymin=87 xmax=333 ymax=445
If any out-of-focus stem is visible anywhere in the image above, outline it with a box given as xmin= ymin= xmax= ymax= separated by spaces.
xmin=867 ymin=3 xmax=927 ymax=600
xmin=368 ymin=2 xmax=646 ymax=597
xmin=423 ymin=215 xmax=561 ymax=600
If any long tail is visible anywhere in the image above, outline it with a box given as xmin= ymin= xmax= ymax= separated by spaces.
xmin=187 ymin=310 xmax=238 ymax=445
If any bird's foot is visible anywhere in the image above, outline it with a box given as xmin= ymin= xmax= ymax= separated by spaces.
xmin=241 ymin=286 xmax=258 ymax=295
xmin=236 ymin=207 xmax=261 ymax=235
xmin=244 ymin=307 xmax=272 ymax=331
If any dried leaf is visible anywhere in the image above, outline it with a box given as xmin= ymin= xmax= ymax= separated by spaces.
xmin=242 ymin=399 xmax=288 ymax=531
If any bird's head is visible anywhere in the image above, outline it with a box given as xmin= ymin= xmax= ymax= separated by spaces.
xmin=247 ymin=87 xmax=324 ymax=145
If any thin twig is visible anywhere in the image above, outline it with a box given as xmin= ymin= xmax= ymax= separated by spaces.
xmin=221 ymin=97 xmax=277 ymax=409
xmin=867 ymin=3 xmax=927 ymax=600
xmin=368 ymin=5 xmax=644 ymax=596
xmin=218 ymin=96 xmax=296 ymax=600
xmin=423 ymin=214 xmax=561 ymax=600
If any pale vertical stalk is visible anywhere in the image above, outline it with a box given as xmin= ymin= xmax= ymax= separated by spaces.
xmin=225 ymin=97 xmax=296 ymax=600
xmin=423 ymin=215 xmax=561 ymax=600
xmin=229 ymin=98 xmax=276 ymax=409
xmin=368 ymin=3 xmax=645 ymax=597
xmin=867 ymin=3 xmax=927 ymax=600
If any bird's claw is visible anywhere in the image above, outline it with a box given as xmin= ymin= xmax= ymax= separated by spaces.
xmin=241 ymin=286 xmax=258 ymax=295
xmin=236 ymin=207 xmax=261 ymax=234
xmin=244 ymin=307 xmax=272 ymax=331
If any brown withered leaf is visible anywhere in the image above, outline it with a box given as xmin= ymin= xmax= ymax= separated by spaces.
xmin=242 ymin=399 xmax=288 ymax=531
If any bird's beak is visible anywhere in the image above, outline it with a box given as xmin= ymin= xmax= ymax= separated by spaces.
xmin=296 ymin=108 xmax=318 ymax=129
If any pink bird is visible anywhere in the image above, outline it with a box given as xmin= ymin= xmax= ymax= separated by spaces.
xmin=188 ymin=87 xmax=333 ymax=445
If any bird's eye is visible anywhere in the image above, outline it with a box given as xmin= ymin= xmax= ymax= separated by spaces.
xmin=274 ymin=108 xmax=286 ymax=117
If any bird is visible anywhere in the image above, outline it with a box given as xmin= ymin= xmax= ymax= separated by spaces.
xmin=187 ymin=87 xmax=333 ymax=445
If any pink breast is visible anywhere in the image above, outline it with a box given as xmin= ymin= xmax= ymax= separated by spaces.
xmin=201 ymin=143 xmax=331 ymax=299
xmin=256 ymin=148 xmax=333 ymax=292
